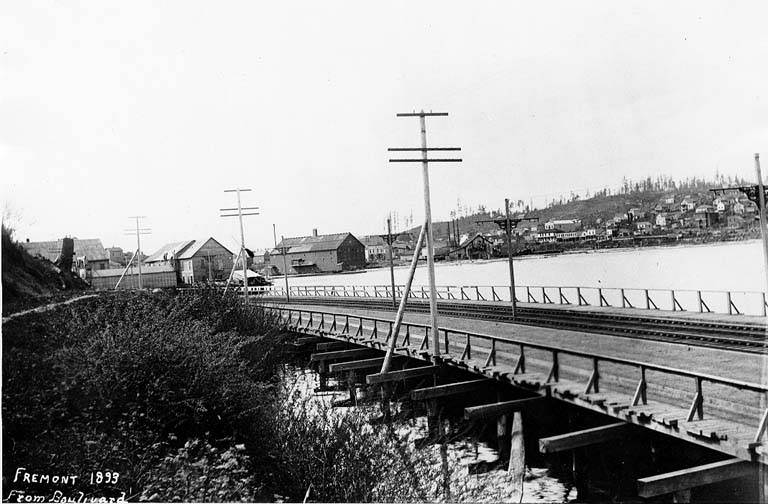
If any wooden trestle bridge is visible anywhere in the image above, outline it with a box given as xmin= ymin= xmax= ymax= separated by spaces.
xmin=254 ymin=283 xmax=767 ymax=502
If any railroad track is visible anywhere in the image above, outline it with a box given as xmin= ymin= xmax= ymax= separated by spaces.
xmin=261 ymin=296 xmax=768 ymax=353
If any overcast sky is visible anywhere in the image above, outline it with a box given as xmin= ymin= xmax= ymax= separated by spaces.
xmin=2 ymin=1 xmax=767 ymax=254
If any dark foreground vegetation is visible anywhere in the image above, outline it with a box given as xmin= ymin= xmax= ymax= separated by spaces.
xmin=2 ymin=288 xmax=444 ymax=502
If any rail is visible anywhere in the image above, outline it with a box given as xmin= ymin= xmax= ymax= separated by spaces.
xmin=246 ymin=283 xmax=768 ymax=317
xmin=274 ymin=306 xmax=768 ymax=438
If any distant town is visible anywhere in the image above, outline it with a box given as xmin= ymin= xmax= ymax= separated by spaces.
xmin=16 ymin=175 xmax=762 ymax=290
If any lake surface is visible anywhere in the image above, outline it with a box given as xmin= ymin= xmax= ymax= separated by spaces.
xmin=287 ymin=240 xmax=764 ymax=293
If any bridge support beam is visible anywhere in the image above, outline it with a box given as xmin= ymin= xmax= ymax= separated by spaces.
xmin=316 ymin=341 xmax=350 ymax=351
xmin=310 ymin=348 xmax=379 ymax=363
xmin=329 ymin=356 xmax=403 ymax=374
xmin=539 ymin=422 xmax=628 ymax=454
xmin=366 ymin=365 xmax=440 ymax=385
xmin=637 ymin=459 xmax=755 ymax=499
xmin=411 ymin=379 xmax=489 ymax=401
xmin=464 ymin=397 xmax=544 ymax=421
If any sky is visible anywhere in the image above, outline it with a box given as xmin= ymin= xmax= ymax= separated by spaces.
xmin=2 ymin=1 xmax=767 ymax=254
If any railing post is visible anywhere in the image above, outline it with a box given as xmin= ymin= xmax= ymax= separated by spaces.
xmin=763 ymin=292 xmax=767 ymax=317
xmin=645 ymin=289 xmax=650 ymax=310
xmin=687 ymin=377 xmax=704 ymax=421
xmin=512 ymin=343 xmax=525 ymax=374
xmin=621 ymin=288 xmax=626 ymax=308
xmin=444 ymin=329 xmax=449 ymax=354
xmin=671 ymin=290 xmax=676 ymax=311
xmin=585 ymin=357 xmax=599 ymax=394
xmin=546 ymin=350 xmax=559 ymax=383
xmin=632 ymin=366 xmax=647 ymax=406
xmin=577 ymin=287 xmax=583 ymax=306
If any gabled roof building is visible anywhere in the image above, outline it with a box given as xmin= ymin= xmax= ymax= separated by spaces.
xmin=272 ymin=230 xmax=365 ymax=274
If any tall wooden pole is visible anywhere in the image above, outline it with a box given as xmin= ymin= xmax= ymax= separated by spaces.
xmin=754 ymin=153 xmax=768 ymax=504
xmin=387 ymin=217 xmax=397 ymax=308
xmin=419 ymin=113 xmax=440 ymax=355
xmin=505 ymin=198 xmax=517 ymax=317
xmin=135 ymin=217 xmax=143 ymax=289
xmin=281 ymin=236 xmax=290 ymax=302
xmin=235 ymin=189 xmax=249 ymax=304
xmin=755 ymin=154 xmax=768 ymax=301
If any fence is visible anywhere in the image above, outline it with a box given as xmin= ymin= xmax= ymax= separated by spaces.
xmin=247 ymin=283 xmax=768 ymax=317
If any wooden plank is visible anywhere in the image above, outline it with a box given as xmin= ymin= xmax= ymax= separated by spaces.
xmin=309 ymin=348 xmax=379 ymax=363
xmin=464 ymin=397 xmax=544 ymax=421
xmin=637 ymin=459 xmax=756 ymax=498
xmin=316 ymin=341 xmax=349 ymax=351
xmin=296 ymin=336 xmax=324 ymax=345
xmin=330 ymin=357 xmax=386 ymax=373
xmin=410 ymin=379 xmax=489 ymax=401
xmin=366 ymin=365 xmax=440 ymax=385
xmin=329 ymin=356 xmax=404 ymax=373
xmin=539 ymin=422 xmax=629 ymax=454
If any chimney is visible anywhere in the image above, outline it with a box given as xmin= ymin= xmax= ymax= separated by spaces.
xmin=312 ymin=228 xmax=318 ymax=237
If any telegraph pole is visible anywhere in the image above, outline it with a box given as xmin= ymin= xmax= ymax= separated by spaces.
xmin=380 ymin=217 xmax=397 ymax=307
xmin=280 ymin=235 xmax=290 ymax=302
xmin=476 ymin=204 xmax=537 ymax=318
xmin=755 ymin=154 xmax=768 ymax=298
xmin=124 ymin=216 xmax=150 ymax=289
xmin=220 ymin=189 xmax=259 ymax=304
xmin=389 ymin=111 xmax=462 ymax=355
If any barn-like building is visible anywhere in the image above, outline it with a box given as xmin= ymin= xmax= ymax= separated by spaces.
xmin=272 ymin=230 xmax=365 ymax=275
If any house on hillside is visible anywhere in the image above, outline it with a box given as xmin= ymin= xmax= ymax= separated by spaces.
xmin=680 ymin=198 xmax=697 ymax=212
xmin=544 ymin=219 xmax=581 ymax=232
xmin=272 ymin=230 xmax=365 ymax=274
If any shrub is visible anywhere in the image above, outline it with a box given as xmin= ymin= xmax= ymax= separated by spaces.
xmin=2 ymin=288 xmax=285 ymax=498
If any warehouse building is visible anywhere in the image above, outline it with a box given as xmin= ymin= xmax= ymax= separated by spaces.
xmin=90 ymin=264 xmax=177 ymax=290
xmin=272 ymin=230 xmax=365 ymax=274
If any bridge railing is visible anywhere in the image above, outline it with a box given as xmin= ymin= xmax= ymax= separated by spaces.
xmin=275 ymin=307 xmax=768 ymax=431
xmin=246 ymin=283 xmax=768 ymax=317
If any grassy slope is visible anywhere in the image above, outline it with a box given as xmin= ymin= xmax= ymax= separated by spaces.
xmin=2 ymin=225 xmax=89 ymax=315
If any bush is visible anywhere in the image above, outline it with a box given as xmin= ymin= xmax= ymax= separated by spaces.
xmin=2 ymin=288 xmax=285 ymax=498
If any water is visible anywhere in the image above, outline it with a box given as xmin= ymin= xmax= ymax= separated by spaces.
xmin=288 ymin=240 xmax=763 ymax=293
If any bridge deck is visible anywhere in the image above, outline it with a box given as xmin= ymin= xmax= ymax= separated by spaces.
xmin=273 ymin=302 xmax=768 ymax=465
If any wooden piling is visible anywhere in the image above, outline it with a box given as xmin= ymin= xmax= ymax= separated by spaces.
xmin=508 ymin=411 xmax=525 ymax=487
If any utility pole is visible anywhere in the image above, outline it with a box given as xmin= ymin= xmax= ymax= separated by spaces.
xmin=124 ymin=216 xmax=150 ymax=289
xmin=379 ymin=217 xmax=397 ymax=308
xmin=389 ymin=111 xmax=462 ymax=356
xmin=755 ymin=154 xmax=768 ymax=299
xmin=280 ymin=235 xmax=290 ymax=302
xmin=220 ymin=189 xmax=259 ymax=304
xmin=476 ymin=203 xmax=537 ymax=318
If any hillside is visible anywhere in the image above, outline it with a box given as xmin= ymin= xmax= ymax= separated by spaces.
xmin=1 ymin=225 xmax=89 ymax=316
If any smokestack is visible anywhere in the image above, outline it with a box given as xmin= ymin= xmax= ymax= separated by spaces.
xmin=312 ymin=228 xmax=318 ymax=237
